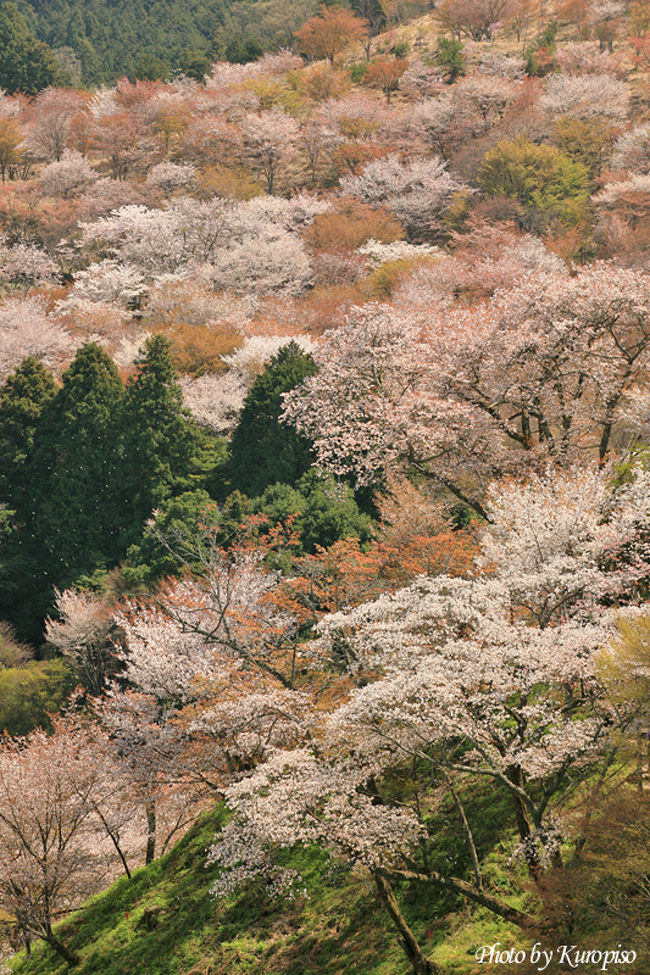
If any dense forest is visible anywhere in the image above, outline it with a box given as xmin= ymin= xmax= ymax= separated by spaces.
xmin=6 ymin=0 xmax=402 ymax=84
xmin=0 ymin=0 xmax=649 ymax=972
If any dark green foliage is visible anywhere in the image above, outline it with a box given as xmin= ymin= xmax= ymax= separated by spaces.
xmin=256 ymin=471 xmax=374 ymax=553
xmin=449 ymin=502 xmax=473 ymax=530
xmin=121 ymin=488 xmax=217 ymax=588
xmin=120 ymin=335 xmax=195 ymax=542
xmin=122 ymin=488 xmax=258 ymax=588
xmin=191 ymin=426 xmax=230 ymax=498
xmin=28 ymin=343 xmax=125 ymax=581
xmin=177 ymin=49 xmax=211 ymax=82
xmin=133 ymin=52 xmax=170 ymax=81
xmin=348 ymin=61 xmax=369 ymax=82
xmin=0 ymin=340 xmax=203 ymax=638
xmin=436 ymin=37 xmax=464 ymax=82
xmin=391 ymin=40 xmax=409 ymax=58
xmin=228 ymin=342 xmax=318 ymax=500
xmin=123 ymin=472 xmax=373 ymax=586
xmin=0 ymin=357 xmax=57 ymax=514
xmin=0 ymin=2 xmax=65 ymax=93
xmin=223 ymin=35 xmax=263 ymax=64
xmin=0 ymin=346 xmax=124 ymax=641
xmin=13 ymin=0 xmax=317 ymax=87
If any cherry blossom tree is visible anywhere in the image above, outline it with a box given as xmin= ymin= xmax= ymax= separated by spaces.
xmin=477 ymin=51 xmax=526 ymax=79
xmin=434 ymin=0 xmax=516 ymax=41
xmin=39 ymin=148 xmax=97 ymax=199
xmin=62 ymin=260 xmax=147 ymax=310
xmin=208 ymin=466 xmax=650 ymax=975
xmin=0 ymin=297 xmax=74 ymax=382
xmin=180 ymin=370 xmax=248 ymax=434
xmin=283 ymin=264 xmax=650 ymax=511
xmin=592 ymin=172 xmax=650 ymax=266
xmin=155 ymin=543 xmax=301 ymax=691
xmin=95 ymin=685 xmax=203 ymax=866
xmin=77 ymin=196 xmax=318 ymax=295
xmin=453 ymin=73 xmax=522 ymax=132
xmin=0 ymin=237 xmax=57 ymax=290
xmin=78 ymin=200 xmax=228 ymax=276
xmin=610 ymin=123 xmax=650 ymax=174
xmin=555 ymin=40 xmax=616 ymax=75
xmin=0 ymin=716 xmax=125 ymax=965
xmin=90 ymin=109 xmax=154 ymax=180
xmin=410 ymin=94 xmax=455 ymax=155
xmin=340 ymin=154 xmax=469 ymax=242
xmin=589 ymin=0 xmax=624 ymax=52
xmin=145 ymin=160 xmax=196 ymax=193
xmin=91 ymin=544 xmax=310 ymax=862
xmin=45 ymin=587 xmax=120 ymax=695
xmin=238 ymin=110 xmax=298 ymax=195
xmin=540 ymin=72 xmax=628 ymax=120
xmin=24 ymin=88 xmax=87 ymax=162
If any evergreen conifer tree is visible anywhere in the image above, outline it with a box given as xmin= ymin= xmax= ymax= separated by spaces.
xmin=0 ymin=357 xmax=57 ymax=514
xmin=27 ymin=343 xmax=124 ymax=582
xmin=229 ymin=342 xmax=318 ymax=498
xmin=0 ymin=359 xmax=57 ymax=630
xmin=120 ymin=334 xmax=195 ymax=536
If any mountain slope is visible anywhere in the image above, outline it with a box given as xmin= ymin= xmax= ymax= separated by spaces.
xmin=14 ymin=0 xmax=318 ymax=84
xmin=7 ymin=788 xmax=528 ymax=975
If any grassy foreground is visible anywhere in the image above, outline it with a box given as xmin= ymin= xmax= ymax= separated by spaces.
xmin=7 ymin=789 xmax=530 ymax=975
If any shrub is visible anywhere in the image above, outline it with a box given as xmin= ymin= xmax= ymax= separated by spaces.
xmin=479 ymin=136 xmax=589 ymax=224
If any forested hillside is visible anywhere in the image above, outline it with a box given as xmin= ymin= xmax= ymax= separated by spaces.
xmin=0 ymin=1 xmax=649 ymax=972
xmin=11 ymin=0 xmax=353 ymax=83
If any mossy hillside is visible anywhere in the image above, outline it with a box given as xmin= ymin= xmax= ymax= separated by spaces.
xmin=8 ymin=785 xmax=526 ymax=975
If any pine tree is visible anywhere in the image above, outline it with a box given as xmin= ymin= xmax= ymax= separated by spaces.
xmin=0 ymin=359 xmax=58 ymax=638
xmin=27 ymin=343 xmax=125 ymax=583
xmin=0 ymin=357 xmax=57 ymax=514
xmin=229 ymin=341 xmax=317 ymax=498
xmin=120 ymin=334 xmax=195 ymax=535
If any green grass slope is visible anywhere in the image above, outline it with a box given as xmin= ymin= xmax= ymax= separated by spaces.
xmin=8 ymin=787 xmax=529 ymax=975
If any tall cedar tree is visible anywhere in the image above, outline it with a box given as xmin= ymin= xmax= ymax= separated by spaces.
xmin=228 ymin=341 xmax=318 ymax=499
xmin=27 ymin=343 xmax=124 ymax=585
xmin=120 ymin=334 xmax=195 ymax=540
xmin=0 ymin=359 xmax=56 ymax=627
xmin=0 ymin=357 xmax=56 ymax=514
xmin=0 ymin=343 xmax=124 ymax=641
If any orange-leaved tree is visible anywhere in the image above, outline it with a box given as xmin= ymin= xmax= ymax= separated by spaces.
xmin=294 ymin=5 xmax=368 ymax=66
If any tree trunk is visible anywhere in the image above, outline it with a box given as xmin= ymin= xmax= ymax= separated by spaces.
xmin=145 ymin=800 xmax=156 ymax=865
xmin=45 ymin=928 xmax=80 ymax=966
xmin=373 ymin=872 xmax=440 ymax=975
xmin=446 ymin=776 xmax=482 ymax=889
xmin=506 ymin=767 xmax=533 ymax=840
xmin=384 ymin=867 xmax=537 ymax=929
xmin=94 ymin=807 xmax=132 ymax=878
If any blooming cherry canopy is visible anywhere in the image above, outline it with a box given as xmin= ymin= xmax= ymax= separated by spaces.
xmin=283 ymin=264 xmax=650 ymax=508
